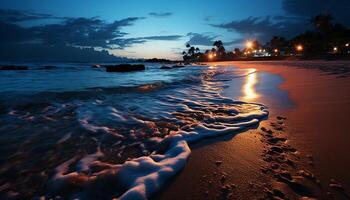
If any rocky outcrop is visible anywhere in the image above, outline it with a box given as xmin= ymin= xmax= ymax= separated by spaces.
xmin=105 ymin=64 xmax=145 ymax=72
xmin=0 ymin=65 xmax=28 ymax=70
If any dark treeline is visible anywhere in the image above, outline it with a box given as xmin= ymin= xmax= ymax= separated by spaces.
xmin=183 ymin=14 xmax=350 ymax=62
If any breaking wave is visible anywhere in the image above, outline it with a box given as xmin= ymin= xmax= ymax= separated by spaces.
xmin=0 ymin=65 xmax=268 ymax=199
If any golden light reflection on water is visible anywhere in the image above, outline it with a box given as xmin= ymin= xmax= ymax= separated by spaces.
xmin=242 ymin=69 xmax=259 ymax=101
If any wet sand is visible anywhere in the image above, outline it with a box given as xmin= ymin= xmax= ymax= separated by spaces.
xmin=155 ymin=60 xmax=350 ymax=199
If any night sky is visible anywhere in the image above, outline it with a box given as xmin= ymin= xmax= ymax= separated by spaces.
xmin=0 ymin=0 xmax=349 ymax=61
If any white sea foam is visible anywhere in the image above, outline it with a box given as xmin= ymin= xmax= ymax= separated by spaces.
xmin=49 ymin=97 xmax=268 ymax=199
xmin=0 ymin=64 xmax=269 ymax=199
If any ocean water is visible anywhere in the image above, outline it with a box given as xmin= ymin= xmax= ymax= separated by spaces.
xmin=0 ymin=63 xmax=268 ymax=199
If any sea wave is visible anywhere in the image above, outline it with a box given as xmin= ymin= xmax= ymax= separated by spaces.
xmin=0 ymin=65 xmax=268 ymax=199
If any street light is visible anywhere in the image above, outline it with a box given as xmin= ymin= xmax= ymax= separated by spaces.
xmin=296 ymin=44 xmax=303 ymax=51
xmin=246 ymin=41 xmax=253 ymax=49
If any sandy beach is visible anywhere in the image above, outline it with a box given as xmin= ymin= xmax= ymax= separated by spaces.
xmin=156 ymin=60 xmax=350 ymax=200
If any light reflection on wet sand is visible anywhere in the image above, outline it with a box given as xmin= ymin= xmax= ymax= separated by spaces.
xmin=242 ymin=69 xmax=259 ymax=101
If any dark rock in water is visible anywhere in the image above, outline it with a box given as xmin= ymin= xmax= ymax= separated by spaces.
xmin=172 ymin=65 xmax=185 ymax=68
xmin=92 ymin=64 xmax=101 ymax=68
xmin=39 ymin=65 xmax=57 ymax=70
xmin=105 ymin=64 xmax=145 ymax=72
xmin=0 ymin=65 xmax=28 ymax=70
xmin=160 ymin=65 xmax=172 ymax=69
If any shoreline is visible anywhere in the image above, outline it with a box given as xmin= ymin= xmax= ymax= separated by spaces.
xmin=155 ymin=60 xmax=350 ymax=199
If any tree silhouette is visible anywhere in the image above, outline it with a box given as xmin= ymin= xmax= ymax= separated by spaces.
xmin=311 ymin=14 xmax=333 ymax=34
xmin=213 ymin=40 xmax=226 ymax=57
xmin=213 ymin=40 xmax=223 ymax=49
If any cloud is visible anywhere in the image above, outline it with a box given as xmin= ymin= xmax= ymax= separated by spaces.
xmin=0 ymin=9 xmax=184 ymax=61
xmin=32 ymin=17 xmax=144 ymax=48
xmin=0 ymin=43 xmax=126 ymax=62
xmin=282 ymin=0 xmax=350 ymax=26
xmin=0 ymin=13 xmax=144 ymax=49
xmin=186 ymin=32 xmax=237 ymax=47
xmin=140 ymin=35 xmax=182 ymax=41
xmin=203 ymin=16 xmax=213 ymax=22
xmin=211 ymin=16 xmax=310 ymax=43
xmin=0 ymin=9 xmax=63 ymax=23
xmin=210 ymin=0 xmax=350 ymax=47
xmin=1 ymin=9 xmax=182 ymax=49
xmin=111 ymin=35 xmax=183 ymax=49
xmin=149 ymin=12 xmax=173 ymax=18
xmin=186 ymin=32 xmax=218 ymax=46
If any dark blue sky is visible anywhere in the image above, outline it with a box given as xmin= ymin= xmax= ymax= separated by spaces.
xmin=0 ymin=0 xmax=349 ymax=61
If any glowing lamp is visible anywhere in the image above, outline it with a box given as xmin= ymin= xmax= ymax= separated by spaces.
xmin=246 ymin=41 xmax=253 ymax=49
xmin=274 ymin=49 xmax=278 ymax=53
xmin=296 ymin=45 xmax=303 ymax=51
